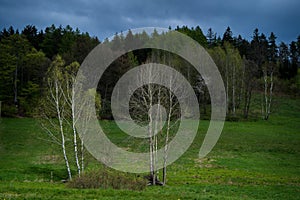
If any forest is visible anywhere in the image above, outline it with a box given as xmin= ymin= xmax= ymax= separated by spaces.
xmin=0 ymin=24 xmax=299 ymax=119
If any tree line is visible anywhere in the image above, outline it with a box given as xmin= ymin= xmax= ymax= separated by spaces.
xmin=0 ymin=24 xmax=299 ymax=119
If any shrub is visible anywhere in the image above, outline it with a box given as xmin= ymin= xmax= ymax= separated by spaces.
xmin=67 ymin=169 xmax=146 ymax=190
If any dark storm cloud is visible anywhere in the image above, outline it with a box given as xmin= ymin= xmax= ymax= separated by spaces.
xmin=0 ymin=0 xmax=299 ymax=43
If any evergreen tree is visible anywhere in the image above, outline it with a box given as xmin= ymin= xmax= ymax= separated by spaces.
xmin=289 ymin=41 xmax=298 ymax=78
xmin=41 ymin=24 xmax=62 ymax=58
xmin=249 ymin=28 xmax=268 ymax=74
xmin=175 ymin=25 xmax=207 ymax=47
xmin=234 ymin=34 xmax=250 ymax=57
xmin=207 ymin=28 xmax=216 ymax=48
xmin=0 ymin=28 xmax=10 ymax=40
xmin=267 ymin=32 xmax=278 ymax=62
xmin=8 ymin=26 xmax=15 ymax=35
xmin=69 ymin=33 xmax=99 ymax=64
xmin=222 ymin=26 xmax=233 ymax=44
xmin=22 ymin=25 xmax=39 ymax=49
xmin=278 ymin=42 xmax=290 ymax=79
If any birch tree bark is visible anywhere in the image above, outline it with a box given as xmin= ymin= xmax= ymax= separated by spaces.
xmin=127 ymin=56 xmax=184 ymax=185
xmin=42 ymin=55 xmax=72 ymax=180
xmin=64 ymin=62 xmax=81 ymax=176
xmin=262 ymin=63 xmax=275 ymax=120
xmin=39 ymin=56 xmax=101 ymax=180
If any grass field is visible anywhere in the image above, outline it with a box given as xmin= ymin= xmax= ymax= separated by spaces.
xmin=0 ymin=96 xmax=299 ymax=199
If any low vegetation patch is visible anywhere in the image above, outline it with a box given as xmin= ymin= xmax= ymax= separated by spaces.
xmin=67 ymin=169 xmax=147 ymax=191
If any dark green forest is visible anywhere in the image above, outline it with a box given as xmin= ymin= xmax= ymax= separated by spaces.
xmin=0 ymin=24 xmax=299 ymax=119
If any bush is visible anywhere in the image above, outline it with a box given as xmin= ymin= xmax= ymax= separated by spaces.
xmin=67 ymin=169 xmax=146 ymax=190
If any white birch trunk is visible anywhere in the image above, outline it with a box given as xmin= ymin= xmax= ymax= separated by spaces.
xmin=267 ymin=71 xmax=274 ymax=120
xmin=226 ymin=56 xmax=229 ymax=114
xmin=163 ymin=78 xmax=174 ymax=185
xmin=53 ymin=81 xmax=72 ymax=180
xmin=81 ymin=139 xmax=84 ymax=173
xmin=147 ymin=77 xmax=155 ymax=185
xmin=232 ymin=63 xmax=236 ymax=116
xmin=263 ymin=71 xmax=268 ymax=120
xmin=71 ymin=83 xmax=81 ymax=176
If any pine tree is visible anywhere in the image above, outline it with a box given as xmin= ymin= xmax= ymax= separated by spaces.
xmin=22 ymin=25 xmax=39 ymax=49
xmin=268 ymin=32 xmax=278 ymax=62
xmin=207 ymin=28 xmax=216 ymax=48
xmin=289 ymin=41 xmax=298 ymax=78
xmin=279 ymin=42 xmax=290 ymax=79
xmin=222 ymin=26 xmax=233 ymax=44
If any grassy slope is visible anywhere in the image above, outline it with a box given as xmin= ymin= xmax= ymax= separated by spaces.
xmin=0 ymin=96 xmax=299 ymax=199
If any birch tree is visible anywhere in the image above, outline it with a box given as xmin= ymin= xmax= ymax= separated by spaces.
xmin=128 ymin=65 xmax=161 ymax=185
xmin=208 ymin=44 xmax=242 ymax=117
xmin=78 ymin=88 xmax=101 ymax=173
xmin=242 ymin=58 xmax=258 ymax=118
xmin=261 ymin=62 xmax=276 ymax=120
xmin=39 ymin=55 xmax=101 ymax=180
xmin=40 ymin=55 xmax=72 ymax=180
xmin=63 ymin=62 xmax=81 ymax=176
xmin=125 ymin=51 xmax=186 ymax=185
xmin=224 ymin=42 xmax=243 ymax=116
xmin=261 ymin=32 xmax=278 ymax=120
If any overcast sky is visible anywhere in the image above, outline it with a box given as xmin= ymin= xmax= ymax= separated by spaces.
xmin=0 ymin=0 xmax=299 ymax=43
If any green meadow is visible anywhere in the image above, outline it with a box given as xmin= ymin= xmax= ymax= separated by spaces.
xmin=0 ymin=96 xmax=299 ymax=199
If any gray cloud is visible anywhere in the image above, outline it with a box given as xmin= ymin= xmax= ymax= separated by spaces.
xmin=0 ymin=0 xmax=299 ymax=43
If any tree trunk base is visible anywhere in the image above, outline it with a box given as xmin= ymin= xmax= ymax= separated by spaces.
xmin=144 ymin=175 xmax=164 ymax=186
